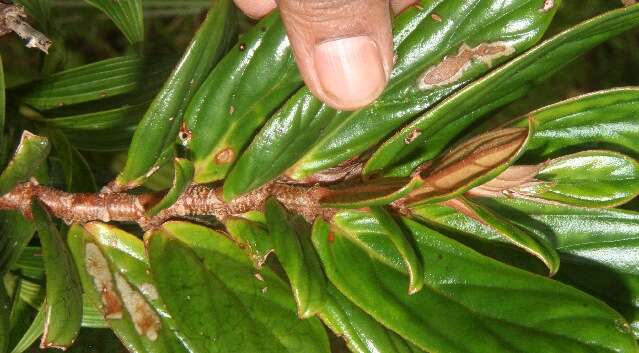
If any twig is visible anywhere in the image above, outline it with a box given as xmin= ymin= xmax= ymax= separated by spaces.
xmin=0 ymin=181 xmax=336 ymax=230
xmin=0 ymin=4 xmax=52 ymax=53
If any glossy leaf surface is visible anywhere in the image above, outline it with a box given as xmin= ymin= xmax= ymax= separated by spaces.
xmin=147 ymin=158 xmax=194 ymax=216
xmin=69 ymin=223 xmax=191 ymax=353
xmin=457 ymin=197 xmax=560 ymax=275
xmin=510 ymin=88 xmax=639 ymax=160
xmin=265 ymin=199 xmax=326 ymax=318
xmin=320 ymin=210 xmax=638 ymax=353
xmin=319 ymin=285 xmax=425 ymax=353
xmin=366 ymin=4 xmax=639 ymax=175
xmin=368 ymin=207 xmax=424 ymax=294
xmin=225 ymin=216 xmax=274 ymax=268
xmin=407 ymin=126 xmax=531 ymax=204
xmin=0 ymin=211 xmax=35 ymax=276
xmin=414 ymin=198 xmax=639 ymax=337
xmin=225 ymin=0 xmax=560 ymax=198
xmin=117 ymin=0 xmax=237 ymax=188
xmin=0 ymin=132 xmax=49 ymax=195
xmin=32 ymin=201 xmax=82 ymax=349
xmin=530 ymin=151 xmax=639 ymax=207
xmin=148 ymin=221 xmax=330 ymax=353
xmin=184 ymin=12 xmax=302 ymax=183
xmin=48 ymin=129 xmax=97 ymax=193
xmin=84 ymin=0 xmax=144 ymax=44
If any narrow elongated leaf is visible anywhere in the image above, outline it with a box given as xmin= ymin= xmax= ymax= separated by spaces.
xmin=84 ymin=0 xmax=143 ymax=44
xmin=44 ymin=103 xmax=148 ymax=130
xmin=456 ymin=197 xmax=560 ymax=275
xmin=225 ymin=217 xmax=273 ymax=268
xmin=365 ymin=4 xmax=639 ymax=175
xmin=184 ymin=12 xmax=302 ymax=183
xmin=116 ymin=0 xmax=237 ymax=188
xmin=9 ymin=306 xmax=43 ymax=353
xmin=319 ymin=210 xmax=638 ymax=353
xmin=7 ymin=281 xmax=37 ymax=350
xmin=405 ymin=125 xmax=531 ymax=205
xmin=510 ymin=88 xmax=639 ymax=159
xmin=0 ymin=57 xmax=5 ymax=141
xmin=319 ymin=177 xmax=423 ymax=208
xmin=0 ymin=131 xmax=49 ymax=195
xmin=265 ymin=199 xmax=326 ymax=318
xmin=525 ymin=151 xmax=639 ymax=207
xmin=14 ymin=56 xmax=173 ymax=110
xmin=48 ymin=129 xmax=97 ymax=193
xmin=32 ymin=201 xmax=82 ymax=349
xmin=0 ymin=282 xmax=9 ymax=353
xmin=148 ymin=221 xmax=330 ymax=353
xmin=147 ymin=158 xmax=193 ymax=216
xmin=320 ymin=285 xmax=425 ymax=353
xmin=368 ymin=207 xmax=423 ymax=294
xmin=413 ymin=198 xmax=639 ymax=337
xmin=0 ymin=211 xmax=35 ymax=276
xmin=224 ymin=0 xmax=560 ymax=199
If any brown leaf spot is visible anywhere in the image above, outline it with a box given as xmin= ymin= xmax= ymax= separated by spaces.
xmin=621 ymin=0 xmax=637 ymax=6
xmin=541 ymin=0 xmax=555 ymax=11
xmin=418 ymin=42 xmax=515 ymax=90
xmin=85 ymin=243 xmax=123 ymax=319
xmin=179 ymin=123 xmax=192 ymax=146
xmin=115 ymin=274 xmax=161 ymax=341
xmin=431 ymin=13 xmax=442 ymax=22
xmin=215 ymin=148 xmax=235 ymax=164
xmin=404 ymin=129 xmax=422 ymax=144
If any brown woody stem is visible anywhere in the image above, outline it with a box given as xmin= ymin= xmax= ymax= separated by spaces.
xmin=0 ymin=181 xmax=337 ymax=229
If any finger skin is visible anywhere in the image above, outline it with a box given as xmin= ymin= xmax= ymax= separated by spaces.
xmin=277 ymin=0 xmax=394 ymax=111
xmin=391 ymin=0 xmax=418 ymax=14
xmin=233 ymin=0 xmax=277 ymax=19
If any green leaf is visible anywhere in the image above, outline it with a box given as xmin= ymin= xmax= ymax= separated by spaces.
xmin=147 ymin=158 xmax=193 ymax=216
xmin=84 ymin=0 xmax=144 ymax=44
xmin=14 ymin=56 xmax=173 ymax=111
xmin=365 ymin=4 xmax=639 ymax=176
xmin=48 ymin=129 xmax=97 ymax=193
xmin=319 ymin=285 xmax=425 ymax=353
xmin=148 ymin=220 xmax=330 ymax=353
xmin=224 ymin=0 xmax=560 ymax=199
xmin=319 ymin=177 xmax=423 ymax=208
xmin=0 ymin=131 xmax=49 ymax=195
xmin=116 ymin=0 xmax=237 ymax=188
xmin=527 ymin=150 xmax=639 ymax=207
xmin=455 ymin=197 xmax=560 ymax=275
xmin=265 ymin=198 xmax=326 ymax=318
xmin=7 ymin=280 xmax=37 ymax=351
xmin=31 ymin=201 xmax=82 ymax=350
xmin=414 ymin=198 xmax=639 ymax=337
xmin=368 ymin=207 xmax=424 ymax=294
xmin=0 ymin=56 xmax=5 ymax=143
xmin=67 ymin=223 xmax=189 ymax=353
xmin=225 ymin=216 xmax=274 ymax=268
xmin=8 ymin=306 xmax=43 ymax=353
xmin=406 ymin=125 xmax=532 ymax=205
xmin=510 ymin=88 xmax=639 ymax=160
xmin=317 ymin=210 xmax=638 ymax=353
xmin=44 ymin=102 xmax=148 ymax=131
xmin=184 ymin=12 xmax=302 ymax=183
xmin=0 ymin=282 xmax=9 ymax=353
xmin=0 ymin=211 xmax=35 ymax=276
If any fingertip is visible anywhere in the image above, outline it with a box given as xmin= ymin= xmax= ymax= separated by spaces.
xmin=233 ymin=0 xmax=277 ymax=19
xmin=312 ymin=36 xmax=389 ymax=111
